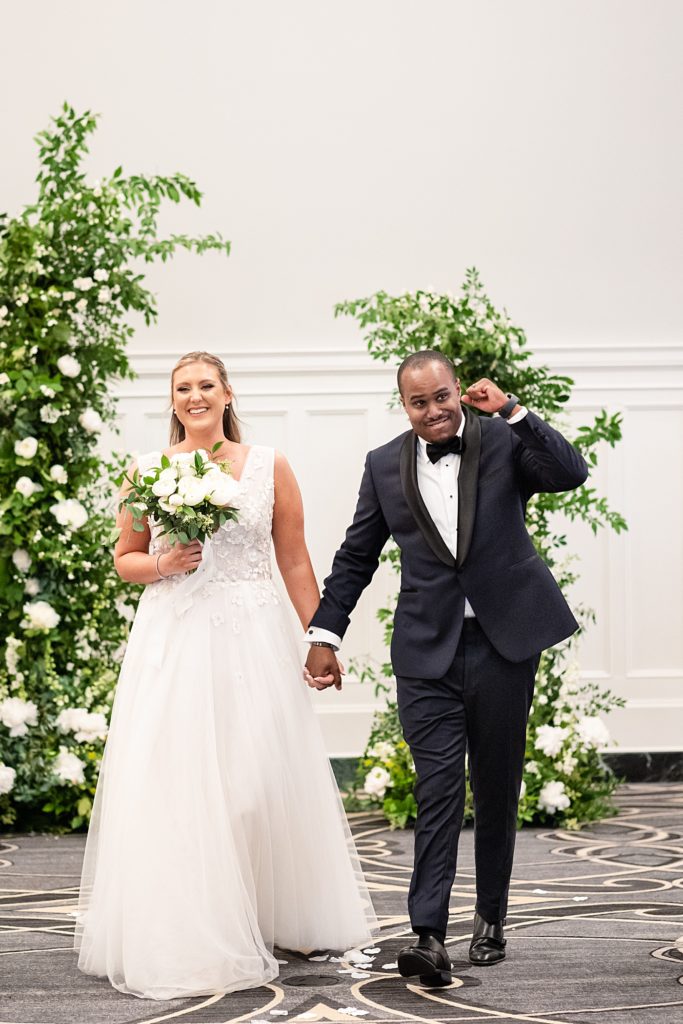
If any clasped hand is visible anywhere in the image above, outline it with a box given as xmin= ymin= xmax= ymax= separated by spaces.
xmin=303 ymin=647 xmax=345 ymax=692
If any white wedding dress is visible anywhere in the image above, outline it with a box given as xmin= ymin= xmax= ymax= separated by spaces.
xmin=75 ymin=446 xmax=376 ymax=999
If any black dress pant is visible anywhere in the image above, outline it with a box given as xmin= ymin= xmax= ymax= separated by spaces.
xmin=396 ymin=619 xmax=537 ymax=935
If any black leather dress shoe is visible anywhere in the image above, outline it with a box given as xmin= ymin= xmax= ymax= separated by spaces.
xmin=398 ymin=933 xmax=452 ymax=987
xmin=469 ymin=911 xmax=506 ymax=965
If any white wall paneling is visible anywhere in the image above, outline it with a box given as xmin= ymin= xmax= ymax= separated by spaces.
xmin=110 ymin=342 xmax=683 ymax=756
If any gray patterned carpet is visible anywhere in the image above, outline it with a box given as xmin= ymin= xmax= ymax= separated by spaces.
xmin=1 ymin=783 xmax=682 ymax=1024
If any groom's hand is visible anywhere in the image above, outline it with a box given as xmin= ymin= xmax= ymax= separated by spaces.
xmin=304 ymin=646 xmax=343 ymax=691
xmin=461 ymin=378 xmax=515 ymax=416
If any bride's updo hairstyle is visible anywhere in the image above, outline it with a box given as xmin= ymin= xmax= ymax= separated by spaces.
xmin=169 ymin=351 xmax=242 ymax=445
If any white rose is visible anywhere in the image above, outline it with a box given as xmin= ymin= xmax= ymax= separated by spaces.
xmin=206 ymin=474 xmax=240 ymax=507
xmin=40 ymin=384 xmax=56 ymax=398
xmin=0 ymin=696 xmax=38 ymax=737
xmin=367 ymin=741 xmax=395 ymax=762
xmin=0 ymin=372 xmax=10 ymax=385
xmin=50 ymin=499 xmax=88 ymax=530
xmin=151 ymin=476 xmax=178 ymax=498
xmin=79 ymin=408 xmax=103 ymax=434
xmin=525 ymin=760 xmax=540 ymax=775
xmin=14 ymin=436 xmax=38 ymax=459
xmin=363 ymin=766 xmax=391 ymax=799
xmin=62 ymin=291 xmax=76 ymax=301
xmin=23 ymin=600 xmax=60 ymax=631
xmin=176 ymin=475 xmax=208 ymax=506
xmin=15 ymin=477 xmax=39 ymax=498
xmin=93 ymin=268 xmax=108 ymax=282
xmin=50 ymin=464 xmax=68 ymax=484
xmin=97 ymin=287 xmax=112 ymax=304
xmin=76 ymin=298 xmax=88 ymax=313
xmin=57 ymin=354 xmax=81 ymax=378
xmin=12 ymin=549 xmax=32 ymax=574
xmin=24 ymin=578 xmax=41 ymax=596
xmin=40 ymin=406 xmax=62 ymax=424
xmin=56 ymin=708 xmax=108 ymax=743
xmin=53 ymin=747 xmax=86 ymax=785
xmin=0 ymin=764 xmax=16 ymax=795
xmin=534 ymin=724 xmax=569 ymax=759
xmin=538 ymin=780 xmax=571 ymax=815
xmin=167 ymin=493 xmax=183 ymax=508
xmin=73 ymin=276 xmax=94 ymax=291
xmin=576 ymin=715 xmax=610 ymax=749
xmin=169 ymin=452 xmax=195 ymax=477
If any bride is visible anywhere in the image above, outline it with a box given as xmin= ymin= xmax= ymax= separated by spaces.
xmin=75 ymin=351 xmax=376 ymax=999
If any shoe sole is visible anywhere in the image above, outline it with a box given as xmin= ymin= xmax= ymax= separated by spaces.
xmin=419 ymin=970 xmax=453 ymax=987
xmin=398 ymin=950 xmax=451 ymax=979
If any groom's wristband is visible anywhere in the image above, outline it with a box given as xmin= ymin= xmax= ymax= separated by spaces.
xmin=309 ymin=641 xmax=336 ymax=649
xmin=497 ymin=393 xmax=520 ymax=420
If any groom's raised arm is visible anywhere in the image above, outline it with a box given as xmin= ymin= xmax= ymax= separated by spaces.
xmin=305 ymin=452 xmax=390 ymax=686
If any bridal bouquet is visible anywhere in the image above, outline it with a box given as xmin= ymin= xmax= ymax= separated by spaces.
xmin=120 ymin=445 xmax=239 ymax=545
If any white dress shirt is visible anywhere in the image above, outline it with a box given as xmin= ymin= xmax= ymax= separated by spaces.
xmin=306 ymin=407 xmax=529 ymax=649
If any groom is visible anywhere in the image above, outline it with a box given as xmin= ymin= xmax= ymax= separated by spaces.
xmin=305 ymin=350 xmax=588 ymax=985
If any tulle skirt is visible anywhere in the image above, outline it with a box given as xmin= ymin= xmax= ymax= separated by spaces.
xmin=75 ymin=577 xmax=376 ymax=999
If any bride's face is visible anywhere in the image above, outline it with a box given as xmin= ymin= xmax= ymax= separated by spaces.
xmin=172 ymin=362 xmax=231 ymax=434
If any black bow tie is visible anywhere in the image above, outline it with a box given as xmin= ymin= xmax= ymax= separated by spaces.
xmin=425 ymin=435 xmax=464 ymax=464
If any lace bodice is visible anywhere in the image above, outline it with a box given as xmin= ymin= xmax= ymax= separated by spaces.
xmin=138 ymin=446 xmax=276 ymax=598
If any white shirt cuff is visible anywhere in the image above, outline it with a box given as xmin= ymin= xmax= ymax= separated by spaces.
xmin=304 ymin=626 xmax=341 ymax=650
xmin=505 ymin=406 xmax=528 ymax=424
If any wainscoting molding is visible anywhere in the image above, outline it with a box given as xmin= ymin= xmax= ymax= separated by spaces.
xmin=111 ymin=342 xmax=683 ymax=758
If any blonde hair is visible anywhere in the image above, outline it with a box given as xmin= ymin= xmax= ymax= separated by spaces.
xmin=169 ymin=351 xmax=241 ymax=445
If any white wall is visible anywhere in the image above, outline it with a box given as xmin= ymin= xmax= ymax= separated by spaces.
xmin=116 ymin=343 xmax=683 ymax=756
xmin=2 ymin=0 xmax=681 ymax=753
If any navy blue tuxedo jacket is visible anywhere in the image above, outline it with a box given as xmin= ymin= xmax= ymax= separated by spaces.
xmin=310 ymin=409 xmax=589 ymax=679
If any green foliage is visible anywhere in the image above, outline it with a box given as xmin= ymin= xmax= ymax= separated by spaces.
xmin=0 ymin=104 xmax=229 ymax=830
xmin=340 ymin=269 xmax=626 ymax=829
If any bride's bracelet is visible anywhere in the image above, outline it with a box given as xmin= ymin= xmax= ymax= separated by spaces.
xmin=156 ymin=552 xmax=171 ymax=580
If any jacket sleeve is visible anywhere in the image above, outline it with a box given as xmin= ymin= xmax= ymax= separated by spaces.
xmin=510 ymin=411 xmax=589 ymax=498
xmin=309 ymin=452 xmax=391 ymax=639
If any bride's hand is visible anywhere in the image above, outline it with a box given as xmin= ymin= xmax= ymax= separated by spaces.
xmin=157 ymin=541 xmax=203 ymax=577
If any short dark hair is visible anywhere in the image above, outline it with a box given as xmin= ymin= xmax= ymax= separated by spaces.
xmin=397 ymin=350 xmax=458 ymax=393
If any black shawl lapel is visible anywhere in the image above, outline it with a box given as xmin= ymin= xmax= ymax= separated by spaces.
xmin=399 ymin=432 xmax=456 ymax=568
xmin=456 ymin=408 xmax=481 ymax=568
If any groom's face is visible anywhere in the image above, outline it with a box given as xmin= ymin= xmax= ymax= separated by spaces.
xmin=400 ymin=361 xmax=463 ymax=443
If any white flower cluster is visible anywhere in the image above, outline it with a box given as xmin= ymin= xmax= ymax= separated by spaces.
xmin=56 ymin=707 xmax=108 ymax=743
xmin=14 ymin=436 xmax=38 ymax=459
xmin=53 ymin=747 xmax=86 ymax=785
xmin=363 ymin=765 xmax=391 ymax=799
xmin=79 ymin=408 xmax=103 ymax=434
xmin=150 ymin=452 xmax=240 ymax=512
xmin=15 ymin=476 xmax=42 ymax=498
xmin=4 ymin=637 xmax=22 ymax=680
xmin=12 ymin=549 xmax=31 ymax=574
xmin=367 ymin=741 xmax=395 ymax=762
xmin=0 ymin=764 xmax=16 ymax=795
xmin=50 ymin=498 xmax=88 ymax=530
xmin=538 ymin=780 xmax=570 ymax=815
xmin=0 ymin=697 xmax=38 ymax=737
xmin=535 ymin=724 xmax=569 ymax=758
xmin=22 ymin=600 xmax=60 ymax=631
xmin=57 ymin=354 xmax=80 ymax=378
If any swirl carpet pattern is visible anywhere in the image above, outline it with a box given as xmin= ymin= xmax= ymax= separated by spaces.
xmin=1 ymin=783 xmax=682 ymax=1023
